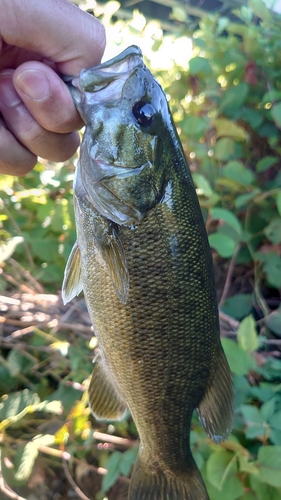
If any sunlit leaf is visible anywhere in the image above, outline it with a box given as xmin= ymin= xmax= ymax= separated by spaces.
xmin=214 ymin=118 xmax=248 ymax=141
xmin=221 ymin=338 xmax=255 ymax=375
xmin=0 ymin=236 xmax=24 ymax=262
xmin=237 ymin=315 xmax=259 ymax=352
xmin=209 ymin=232 xmax=236 ymax=258
xmin=256 ymin=156 xmax=278 ymax=172
xmin=258 ymin=446 xmax=281 ymax=487
xmin=249 ymin=0 xmax=271 ymax=21
xmin=223 ymin=161 xmax=255 ymax=186
xmin=210 ymin=208 xmax=242 ymax=234
xmin=189 ymin=56 xmax=212 ymax=75
xmin=271 ymin=102 xmax=281 ymax=128
xmin=14 ymin=435 xmax=55 ymax=483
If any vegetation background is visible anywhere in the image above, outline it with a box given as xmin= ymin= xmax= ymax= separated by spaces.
xmin=1 ymin=0 xmax=281 ymax=498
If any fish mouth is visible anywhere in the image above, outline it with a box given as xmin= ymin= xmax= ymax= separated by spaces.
xmin=72 ymin=45 xmax=144 ymax=94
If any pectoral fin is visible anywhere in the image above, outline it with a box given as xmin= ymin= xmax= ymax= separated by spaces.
xmin=98 ymin=225 xmax=129 ymax=304
xmin=88 ymin=354 xmax=127 ymax=421
xmin=197 ymin=345 xmax=234 ymax=444
xmin=62 ymin=242 xmax=83 ymax=304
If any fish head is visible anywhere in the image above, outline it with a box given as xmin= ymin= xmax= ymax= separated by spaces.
xmin=68 ymin=46 xmax=176 ymax=226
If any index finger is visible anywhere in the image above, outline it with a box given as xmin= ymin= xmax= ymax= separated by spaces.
xmin=0 ymin=0 xmax=106 ymax=74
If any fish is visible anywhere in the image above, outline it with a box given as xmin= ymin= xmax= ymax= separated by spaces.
xmin=62 ymin=45 xmax=234 ymax=500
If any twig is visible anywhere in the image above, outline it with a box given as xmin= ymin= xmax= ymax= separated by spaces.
xmin=38 ymin=445 xmax=130 ymax=483
xmin=9 ymin=258 xmax=44 ymax=293
xmin=219 ymin=244 xmax=241 ymax=308
xmin=62 ymin=458 xmax=91 ymax=500
xmin=3 ymin=319 xmax=92 ymax=342
xmin=1 ymin=272 xmax=34 ymax=293
xmin=219 ymin=310 xmax=239 ymax=332
xmin=0 ymin=474 xmax=27 ymax=500
xmin=93 ymin=430 xmax=137 ymax=448
xmin=50 ymin=298 xmax=86 ymax=335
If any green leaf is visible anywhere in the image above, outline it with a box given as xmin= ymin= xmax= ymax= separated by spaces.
xmin=250 ymin=474 xmax=281 ymax=500
xmin=223 ymin=161 xmax=255 ymax=186
xmin=209 ymin=233 xmax=236 ymax=258
xmin=257 ymin=446 xmax=281 ymax=487
xmin=271 ymin=102 xmax=281 ymax=128
xmin=214 ymin=138 xmax=235 ymax=161
xmin=172 ymin=5 xmax=187 ymax=22
xmin=262 ymin=90 xmax=281 ymax=104
xmin=219 ymin=83 xmax=249 ymax=112
xmin=189 ymin=56 xmax=211 ymax=75
xmin=234 ymin=189 xmax=261 ymax=208
xmin=31 ymin=238 xmax=59 ymax=262
xmin=7 ymin=350 xmax=33 ymax=377
xmin=0 ymin=390 xmax=40 ymax=421
xmin=264 ymin=218 xmax=281 ymax=244
xmin=119 ymin=447 xmax=138 ymax=476
xmin=210 ymin=208 xmax=242 ymax=234
xmin=221 ymin=338 xmax=255 ymax=375
xmin=256 ymin=156 xmax=278 ymax=172
xmin=249 ymin=0 xmax=271 ymax=21
xmin=237 ymin=315 xmax=259 ymax=352
xmin=192 ymin=173 xmax=220 ymax=206
xmin=206 ymin=450 xmax=233 ymax=488
xmin=102 ymin=451 xmax=122 ymax=492
xmin=260 ymin=398 xmax=276 ymax=422
xmin=277 ymin=192 xmax=281 ymax=217
xmin=241 ymin=6 xmax=254 ymax=22
xmin=269 ymin=410 xmax=281 ymax=431
xmin=264 ymin=308 xmax=281 ymax=336
xmin=243 ymin=107 xmax=263 ymax=129
xmin=206 ymin=450 xmax=243 ymax=496
xmin=221 ymin=294 xmax=253 ymax=320
xmin=246 ymin=424 xmax=266 ymax=439
xmin=256 ymin=251 xmax=281 ymax=289
xmin=214 ymin=118 xmax=248 ymax=141
xmin=240 ymin=404 xmax=263 ymax=425
xmin=181 ymin=115 xmax=210 ymax=139
xmin=47 ymin=382 xmax=82 ymax=414
xmin=238 ymin=493 xmax=257 ymax=500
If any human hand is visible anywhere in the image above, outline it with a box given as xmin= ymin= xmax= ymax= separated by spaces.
xmin=0 ymin=0 xmax=105 ymax=176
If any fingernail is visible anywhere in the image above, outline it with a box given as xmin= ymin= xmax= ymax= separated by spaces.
xmin=0 ymin=72 xmax=22 ymax=107
xmin=16 ymin=69 xmax=50 ymax=101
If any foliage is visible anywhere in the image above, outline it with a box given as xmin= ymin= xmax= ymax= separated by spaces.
xmin=1 ymin=0 xmax=281 ymax=499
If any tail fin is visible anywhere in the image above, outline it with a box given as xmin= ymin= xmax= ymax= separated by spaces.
xmin=129 ymin=453 xmax=209 ymax=500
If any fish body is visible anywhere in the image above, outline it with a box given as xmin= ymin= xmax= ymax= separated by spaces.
xmin=62 ymin=46 xmax=234 ymax=500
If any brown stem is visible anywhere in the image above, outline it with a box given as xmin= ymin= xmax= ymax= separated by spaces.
xmin=219 ymin=244 xmax=241 ymax=309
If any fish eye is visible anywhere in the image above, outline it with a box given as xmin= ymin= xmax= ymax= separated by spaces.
xmin=132 ymin=101 xmax=156 ymax=127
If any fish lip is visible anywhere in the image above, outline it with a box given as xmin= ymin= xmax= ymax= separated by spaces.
xmin=72 ymin=45 xmax=144 ymax=93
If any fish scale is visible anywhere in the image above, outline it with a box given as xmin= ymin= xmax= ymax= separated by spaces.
xmin=62 ymin=45 xmax=234 ymax=500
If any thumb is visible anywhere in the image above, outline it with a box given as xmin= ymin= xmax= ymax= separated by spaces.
xmin=0 ymin=0 xmax=105 ymax=74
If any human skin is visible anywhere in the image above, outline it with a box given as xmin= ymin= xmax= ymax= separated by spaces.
xmin=0 ymin=0 xmax=105 ymax=175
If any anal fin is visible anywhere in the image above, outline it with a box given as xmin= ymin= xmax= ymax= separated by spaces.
xmin=88 ymin=354 xmax=127 ymax=421
xmin=197 ymin=345 xmax=234 ymax=443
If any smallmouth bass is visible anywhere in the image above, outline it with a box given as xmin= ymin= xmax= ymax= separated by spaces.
xmin=62 ymin=46 xmax=234 ymax=500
